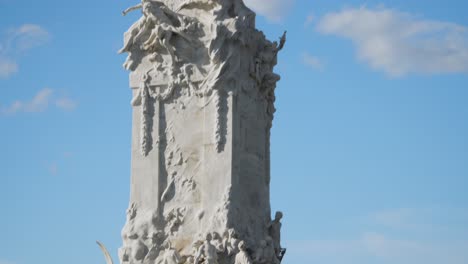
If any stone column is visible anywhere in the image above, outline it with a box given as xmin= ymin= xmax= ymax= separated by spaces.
xmin=118 ymin=1 xmax=286 ymax=263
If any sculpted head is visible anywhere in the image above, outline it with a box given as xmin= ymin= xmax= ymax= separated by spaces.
xmin=228 ymin=228 xmax=237 ymax=238
xmin=143 ymin=2 xmax=152 ymax=13
xmin=274 ymin=211 xmax=283 ymax=221
xmin=238 ymin=241 xmax=246 ymax=251
xmin=212 ymin=232 xmax=221 ymax=240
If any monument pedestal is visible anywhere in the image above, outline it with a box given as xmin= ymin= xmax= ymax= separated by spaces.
xmin=119 ymin=1 xmax=286 ymax=263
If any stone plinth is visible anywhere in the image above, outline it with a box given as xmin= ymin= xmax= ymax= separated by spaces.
xmin=119 ymin=1 xmax=285 ymax=263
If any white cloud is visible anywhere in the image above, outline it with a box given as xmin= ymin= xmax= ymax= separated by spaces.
xmin=1 ymin=88 xmax=53 ymax=114
xmin=304 ymin=13 xmax=315 ymax=27
xmin=11 ymin=24 xmax=50 ymax=52
xmin=0 ymin=24 xmax=50 ymax=78
xmin=48 ymin=162 xmax=58 ymax=176
xmin=286 ymin=207 xmax=468 ymax=263
xmin=370 ymin=208 xmax=416 ymax=229
xmin=0 ymin=58 xmax=18 ymax=78
xmin=243 ymin=0 xmax=295 ymax=22
xmin=316 ymin=6 xmax=468 ymax=76
xmin=55 ymin=97 xmax=78 ymax=111
xmin=287 ymin=233 xmax=468 ymax=264
xmin=1 ymin=88 xmax=77 ymax=115
xmin=26 ymin=88 xmax=53 ymax=112
xmin=302 ymin=52 xmax=324 ymax=70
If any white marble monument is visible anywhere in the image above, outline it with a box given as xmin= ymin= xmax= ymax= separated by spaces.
xmin=114 ymin=1 xmax=286 ymax=263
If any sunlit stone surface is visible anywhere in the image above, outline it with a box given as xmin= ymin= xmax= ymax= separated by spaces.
xmin=118 ymin=1 xmax=286 ymax=263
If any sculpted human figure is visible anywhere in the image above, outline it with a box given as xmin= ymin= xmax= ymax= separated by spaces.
xmin=255 ymin=32 xmax=286 ymax=84
xmin=145 ymin=230 xmax=165 ymax=260
xmin=268 ymin=211 xmax=283 ymax=256
xmin=224 ymin=229 xmax=240 ymax=256
xmin=234 ymin=241 xmax=252 ymax=264
xmin=159 ymin=242 xmax=182 ymax=264
xmin=194 ymin=233 xmax=218 ymax=264
xmin=120 ymin=0 xmax=179 ymax=68
xmin=211 ymin=232 xmax=224 ymax=252
xmin=140 ymin=2 xmax=176 ymax=52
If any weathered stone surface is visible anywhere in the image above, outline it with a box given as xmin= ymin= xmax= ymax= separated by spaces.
xmin=118 ymin=1 xmax=286 ymax=263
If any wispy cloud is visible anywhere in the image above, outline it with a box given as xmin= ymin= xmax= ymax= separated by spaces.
xmin=302 ymin=52 xmax=324 ymax=70
xmin=2 ymin=88 xmax=53 ymax=114
xmin=48 ymin=162 xmax=58 ymax=176
xmin=287 ymin=232 xmax=468 ymax=264
xmin=304 ymin=13 xmax=315 ymax=27
xmin=286 ymin=207 xmax=468 ymax=263
xmin=0 ymin=24 xmax=50 ymax=78
xmin=0 ymin=59 xmax=18 ymax=78
xmin=243 ymin=0 xmax=295 ymax=23
xmin=1 ymin=88 xmax=77 ymax=115
xmin=316 ymin=6 xmax=468 ymax=77
xmin=370 ymin=207 xmax=468 ymax=235
xmin=55 ymin=97 xmax=78 ymax=111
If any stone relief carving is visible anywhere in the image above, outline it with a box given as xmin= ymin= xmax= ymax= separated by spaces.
xmin=213 ymin=89 xmax=227 ymax=152
xmin=116 ymin=1 xmax=286 ymax=263
xmin=121 ymin=0 xmax=285 ymax=157
xmin=156 ymin=242 xmax=182 ymax=264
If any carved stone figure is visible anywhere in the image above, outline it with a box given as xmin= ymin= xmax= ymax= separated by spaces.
xmin=165 ymin=207 xmax=185 ymax=235
xmin=211 ymin=232 xmax=224 ymax=252
xmin=159 ymin=242 xmax=182 ymax=264
xmin=234 ymin=241 xmax=252 ymax=264
xmin=183 ymin=256 xmax=194 ymax=264
xmin=268 ymin=211 xmax=283 ymax=257
xmin=224 ymin=229 xmax=240 ymax=256
xmin=194 ymin=233 xmax=218 ymax=264
xmin=117 ymin=1 xmax=286 ymax=264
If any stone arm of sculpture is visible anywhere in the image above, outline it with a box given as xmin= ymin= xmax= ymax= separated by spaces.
xmin=276 ymin=31 xmax=287 ymax=52
xmin=176 ymin=0 xmax=215 ymax=12
xmin=123 ymin=3 xmax=143 ymax=16
xmin=193 ymin=245 xmax=205 ymax=264
xmin=266 ymin=221 xmax=273 ymax=230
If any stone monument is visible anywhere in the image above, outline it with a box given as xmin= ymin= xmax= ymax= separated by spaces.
xmin=110 ymin=1 xmax=286 ymax=263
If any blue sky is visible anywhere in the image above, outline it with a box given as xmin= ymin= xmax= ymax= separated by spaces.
xmin=1 ymin=0 xmax=468 ymax=264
